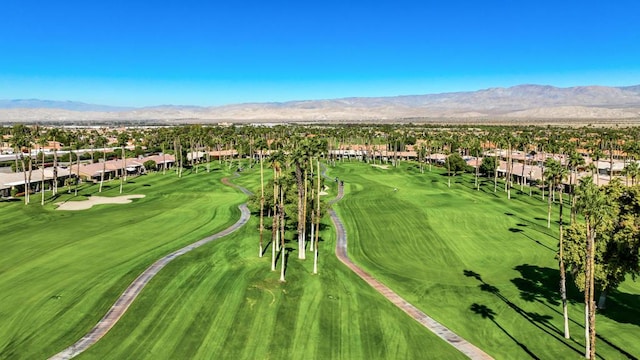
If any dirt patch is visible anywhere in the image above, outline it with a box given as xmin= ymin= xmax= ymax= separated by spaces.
xmin=371 ymin=164 xmax=389 ymax=170
xmin=55 ymin=195 xmax=146 ymax=211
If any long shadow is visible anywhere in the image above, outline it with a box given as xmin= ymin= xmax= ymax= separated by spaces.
xmin=512 ymin=264 xmax=640 ymax=359
xmin=469 ymin=303 xmax=540 ymax=359
xmin=505 ymin=212 xmax=557 ymax=240
xmin=508 ymin=228 xmax=556 ymax=252
xmin=464 ymin=270 xmax=584 ymax=356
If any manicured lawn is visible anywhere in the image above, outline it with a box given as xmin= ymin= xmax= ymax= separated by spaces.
xmin=0 ymin=165 xmax=244 ymax=359
xmin=5 ymin=159 xmax=638 ymax=359
xmin=76 ymin=166 xmax=465 ymax=360
xmin=327 ymin=161 xmax=640 ymax=359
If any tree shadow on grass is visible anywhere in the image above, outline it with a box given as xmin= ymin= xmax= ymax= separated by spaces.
xmin=512 ymin=264 xmax=640 ymax=359
xmin=464 ymin=269 xmax=584 ymax=357
xmin=469 ymin=303 xmax=540 ymax=359
xmin=508 ymin=228 xmax=556 ymax=252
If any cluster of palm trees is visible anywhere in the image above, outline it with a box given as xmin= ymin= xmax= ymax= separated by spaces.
xmin=254 ymin=137 xmax=328 ymax=281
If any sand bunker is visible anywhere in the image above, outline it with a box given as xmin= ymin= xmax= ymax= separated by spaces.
xmin=56 ymin=194 xmax=145 ymax=211
xmin=319 ymin=185 xmax=329 ymax=196
xmin=371 ymin=164 xmax=389 ymax=169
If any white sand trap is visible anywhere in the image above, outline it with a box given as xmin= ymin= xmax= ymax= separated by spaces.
xmin=319 ymin=185 xmax=329 ymax=196
xmin=56 ymin=194 xmax=146 ymax=211
xmin=371 ymin=164 xmax=390 ymax=169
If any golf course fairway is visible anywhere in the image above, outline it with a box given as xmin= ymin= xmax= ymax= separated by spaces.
xmin=327 ymin=161 xmax=640 ymax=359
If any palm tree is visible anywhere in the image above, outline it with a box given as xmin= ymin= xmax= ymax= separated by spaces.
xmin=95 ymin=136 xmax=108 ymax=192
xmin=256 ymin=138 xmax=267 ymax=258
xmin=290 ymin=139 xmax=310 ymax=260
xmin=117 ymin=132 xmax=128 ymax=193
xmin=546 ymin=159 xmax=571 ymax=338
xmin=568 ymin=151 xmax=585 ymax=223
xmin=574 ymin=176 xmax=612 ymax=360
xmin=47 ymin=128 xmax=61 ymax=196
xmin=38 ymin=136 xmax=48 ymax=205
xmin=269 ymin=150 xmax=285 ymax=271
xmin=313 ymin=158 xmax=321 ymax=274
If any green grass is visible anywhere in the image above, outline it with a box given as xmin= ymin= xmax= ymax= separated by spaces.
xmin=76 ymin=165 xmax=465 ymax=360
xmin=327 ymin=161 xmax=640 ymax=359
xmin=5 ymin=160 xmax=638 ymax=359
xmin=0 ymin=165 xmax=245 ymax=359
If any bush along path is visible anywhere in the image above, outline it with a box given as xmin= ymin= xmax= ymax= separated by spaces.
xmin=329 ymin=181 xmax=494 ymax=360
xmin=49 ymin=176 xmax=252 ymax=360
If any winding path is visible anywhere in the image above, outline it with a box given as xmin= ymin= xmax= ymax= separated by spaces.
xmin=49 ymin=177 xmax=252 ymax=360
xmin=329 ymin=181 xmax=494 ymax=360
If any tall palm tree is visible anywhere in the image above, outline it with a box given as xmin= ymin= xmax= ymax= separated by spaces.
xmin=289 ymin=139 xmax=310 ymax=259
xmin=38 ymin=136 xmax=48 ymax=205
xmin=95 ymin=136 xmax=108 ymax=192
xmin=575 ymin=176 xmax=611 ymax=360
xmin=568 ymin=151 xmax=585 ymax=223
xmin=546 ymin=159 xmax=571 ymax=338
xmin=269 ymin=150 xmax=285 ymax=270
xmin=313 ymin=158 xmax=321 ymax=274
xmin=118 ymin=133 xmax=128 ymax=194
xmin=257 ymin=138 xmax=267 ymax=258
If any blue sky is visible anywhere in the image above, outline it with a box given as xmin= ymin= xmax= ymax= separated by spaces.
xmin=1 ymin=0 xmax=639 ymax=107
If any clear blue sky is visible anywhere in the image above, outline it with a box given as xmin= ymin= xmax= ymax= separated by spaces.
xmin=1 ymin=0 xmax=639 ymax=107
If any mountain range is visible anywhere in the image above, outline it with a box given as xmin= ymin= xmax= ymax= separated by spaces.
xmin=1 ymin=84 xmax=640 ymax=124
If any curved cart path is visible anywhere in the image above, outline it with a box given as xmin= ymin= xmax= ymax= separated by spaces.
xmin=329 ymin=181 xmax=494 ymax=360
xmin=49 ymin=177 xmax=252 ymax=360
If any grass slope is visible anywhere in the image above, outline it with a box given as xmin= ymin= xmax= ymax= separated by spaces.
xmin=76 ymin=167 xmax=465 ymax=359
xmin=0 ymin=165 xmax=244 ymax=359
xmin=328 ymin=161 xmax=640 ymax=359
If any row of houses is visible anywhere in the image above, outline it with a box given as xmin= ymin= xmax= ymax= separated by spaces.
xmin=0 ymin=167 xmax=72 ymax=197
xmin=0 ymin=154 xmax=176 ymax=198
xmin=74 ymin=154 xmax=176 ymax=182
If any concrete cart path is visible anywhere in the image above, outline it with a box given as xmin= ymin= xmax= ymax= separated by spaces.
xmin=329 ymin=181 xmax=494 ymax=360
xmin=49 ymin=177 xmax=252 ymax=360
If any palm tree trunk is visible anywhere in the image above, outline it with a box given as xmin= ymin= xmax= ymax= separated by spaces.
xmin=162 ymin=144 xmax=167 ymax=175
xmin=547 ymin=183 xmax=552 ymax=228
xmin=558 ymin=189 xmax=570 ymax=338
xmin=272 ymin=168 xmax=280 ymax=253
xmin=20 ymin=156 xmax=28 ymax=204
xmin=279 ymin=198 xmax=286 ymax=282
xmin=588 ymin=228 xmax=597 ymax=360
xmin=271 ymin=170 xmax=278 ymax=271
xmin=40 ymin=151 xmax=45 ymax=205
xmin=313 ymin=158 xmax=320 ymax=274
xmin=507 ymin=144 xmax=512 ymax=199
xmin=295 ymin=163 xmax=306 ymax=259
xmin=494 ymin=153 xmax=498 ymax=193
xmin=475 ymin=151 xmax=480 ymax=190
xmin=75 ymin=149 xmax=80 ymax=196
xmin=99 ymin=150 xmax=106 ymax=192
xmin=303 ymin=169 xmax=308 ymax=252
xmin=53 ymin=143 xmax=58 ymax=196
xmin=119 ymin=147 xmax=125 ymax=194
xmin=584 ymin=221 xmax=592 ymax=359
xmin=259 ymin=151 xmax=264 ymax=258
xmin=26 ymin=154 xmax=33 ymax=204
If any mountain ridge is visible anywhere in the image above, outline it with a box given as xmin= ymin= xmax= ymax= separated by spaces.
xmin=1 ymin=84 xmax=640 ymax=123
